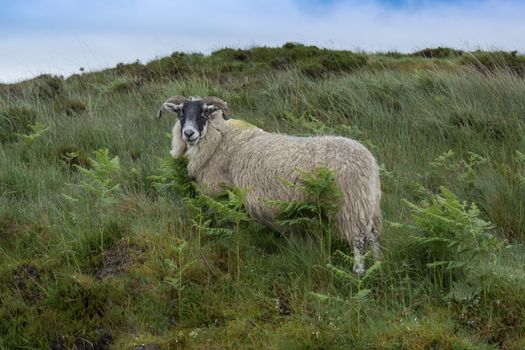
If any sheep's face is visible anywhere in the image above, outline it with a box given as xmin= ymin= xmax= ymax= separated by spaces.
xmin=164 ymin=100 xmax=219 ymax=146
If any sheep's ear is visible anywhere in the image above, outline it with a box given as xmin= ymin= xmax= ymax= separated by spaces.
xmin=170 ymin=120 xmax=186 ymax=158
xmin=163 ymin=102 xmax=183 ymax=114
xmin=202 ymin=96 xmax=230 ymax=120
xmin=205 ymin=104 xmax=219 ymax=114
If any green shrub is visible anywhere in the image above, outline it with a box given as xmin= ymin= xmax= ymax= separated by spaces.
xmin=65 ymin=148 xmax=122 ymax=208
xmin=55 ymin=144 xmax=90 ymax=169
xmin=320 ymin=51 xmax=367 ymax=72
xmin=15 ymin=122 xmax=48 ymax=148
xmin=0 ymin=106 xmax=38 ymax=142
xmin=0 ymin=83 xmax=23 ymax=99
xmin=150 ymin=156 xmax=196 ymax=199
xmin=53 ymin=97 xmax=87 ymax=116
xmin=146 ymin=52 xmax=189 ymax=78
xmin=404 ymin=187 xmax=497 ymax=288
xmin=476 ymin=153 xmax=525 ymax=242
xmin=107 ymin=77 xmax=144 ymax=93
xmin=33 ymin=74 xmax=64 ymax=100
xmin=282 ymin=42 xmax=303 ymax=49
xmin=270 ymin=56 xmax=292 ymax=70
xmin=115 ymin=60 xmax=151 ymax=78
xmin=298 ymin=60 xmax=326 ymax=78
xmin=212 ymin=48 xmax=250 ymax=62
xmin=461 ymin=50 xmax=525 ymax=75
xmin=265 ymin=166 xmax=343 ymax=259
xmin=412 ymin=47 xmax=464 ymax=58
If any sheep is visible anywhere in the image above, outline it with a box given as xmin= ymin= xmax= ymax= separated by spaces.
xmin=158 ymin=96 xmax=381 ymax=273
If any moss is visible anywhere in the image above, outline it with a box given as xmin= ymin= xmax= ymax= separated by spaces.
xmin=228 ymin=119 xmax=258 ymax=129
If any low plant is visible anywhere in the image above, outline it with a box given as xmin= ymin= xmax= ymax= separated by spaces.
xmin=0 ymin=106 xmax=37 ymax=142
xmin=64 ymin=148 xmax=122 ymax=251
xmin=15 ymin=122 xmax=49 ymax=148
xmin=310 ymin=251 xmax=382 ymax=336
xmin=150 ymin=156 xmax=196 ymax=199
xmin=404 ymin=187 xmax=498 ymax=291
xmin=53 ymin=97 xmax=87 ymax=116
xmin=266 ymin=166 xmax=342 ymax=260
xmin=189 ymin=188 xmax=250 ymax=281
xmin=164 ymin=239 xmax=195 ymax=319
xmin=151 ymin=156 xmax=250 ymax=279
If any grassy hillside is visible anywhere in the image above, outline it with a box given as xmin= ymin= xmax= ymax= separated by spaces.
xmin=1 ymin=44 xmax=525 ymax=349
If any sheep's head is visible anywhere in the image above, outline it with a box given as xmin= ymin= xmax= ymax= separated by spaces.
xmin=159 ymin=96 xmax=230 ymax=146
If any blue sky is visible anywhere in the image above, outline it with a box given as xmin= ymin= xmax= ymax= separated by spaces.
xmin=1 ymin=0 xmax=524 ymax=83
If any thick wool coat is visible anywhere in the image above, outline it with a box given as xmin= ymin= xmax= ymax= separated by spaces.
xmin=170 ymin=113 xmax=381 ymax=256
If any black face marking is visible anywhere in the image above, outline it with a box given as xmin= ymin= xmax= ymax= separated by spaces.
xmin=179 ymin=100 xmax=209 ymax=134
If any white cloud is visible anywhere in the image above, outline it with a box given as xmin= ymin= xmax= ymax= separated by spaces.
xmin=1 ymin=0 xmax=524 ymax=83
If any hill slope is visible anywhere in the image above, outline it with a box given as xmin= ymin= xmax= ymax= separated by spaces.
xmin=1 ymin=44 xmax=525 ymax=349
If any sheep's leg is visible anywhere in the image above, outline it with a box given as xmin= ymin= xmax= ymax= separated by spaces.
xmin=368 ymin=227 xmax=381 ymax=259
xmin=336 ymin=208 xmax=366 ymax=275
xmin=170 ymin=120 xmax=187 ymax=158
xmin=353 ymin=234 xmax=366 ymax=275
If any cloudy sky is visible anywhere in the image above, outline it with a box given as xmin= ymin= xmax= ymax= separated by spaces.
xmin=1 ymin=0 xmax=524 ymax=83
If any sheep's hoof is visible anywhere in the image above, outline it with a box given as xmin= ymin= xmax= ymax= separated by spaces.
xmin=353 ymin=262 xmax=365 ymax=276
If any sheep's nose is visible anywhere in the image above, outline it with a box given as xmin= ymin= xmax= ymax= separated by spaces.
xmin=184 ymin=129 xmax=195 ymax=138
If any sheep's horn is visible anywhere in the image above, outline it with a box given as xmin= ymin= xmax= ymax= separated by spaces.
xmin=157 ymin=95 xmax=187 ymax=118
xmin=202 ymin=96 xmax=231 ymax=119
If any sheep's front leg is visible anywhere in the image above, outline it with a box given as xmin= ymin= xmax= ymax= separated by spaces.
xmin=170 ymin=120 xmax=187 ymax=158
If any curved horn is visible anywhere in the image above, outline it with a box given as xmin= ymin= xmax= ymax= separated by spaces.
xmin=157 ymin=95 xmax=187 ymax=118
xmin=202 ymin=96 xmax=231 ymax=119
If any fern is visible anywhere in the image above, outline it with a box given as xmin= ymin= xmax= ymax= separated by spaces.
xmin=321 ymin=250 xmax=382 ymax=336
xmin=404 ymin=186 xmax=497 ymax=289
xmin=164 ymin=239 xmax=195 ymax=318
xmin=65 ymin=148 xmax=122 ymax=208
xmin=445 ymin=280 xmax=480 ymax=302
xmin=15 ymin=122 xmax=49 ymax=148
xmin=149 ymin=156 xmax=196 ymax=198
xmin=199 ymin=188 xmax=250 ymax=226
xmin=266 ymin=166 xmax=342 ymax=259
xmin=62 ymin=148 xmax=122 ymax=252
xmin=282 ymin=111 xmax=330 ymax=135
xmin=420 ymin=149 xmax=486 ymax=195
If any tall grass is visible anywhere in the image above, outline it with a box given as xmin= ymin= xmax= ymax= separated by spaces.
xmin=1 ymin=47 xmax=525 ymax=349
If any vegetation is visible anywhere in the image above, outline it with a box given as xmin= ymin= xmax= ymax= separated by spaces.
xmin=1 ymin=44 xmax=525 ymax=349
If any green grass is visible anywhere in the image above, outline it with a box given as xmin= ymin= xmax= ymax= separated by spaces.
xmin=1 ymin=45 xmax=525 ymax=349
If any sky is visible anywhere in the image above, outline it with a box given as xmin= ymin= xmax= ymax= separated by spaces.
xmin=1 ymin=0 xmax=524 ymax=83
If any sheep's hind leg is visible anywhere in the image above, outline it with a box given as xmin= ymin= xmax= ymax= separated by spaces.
xmin=352 ymin=234 xmax=366 ymax=276
xmin=368 ymin=227 xmax=381 ymax=259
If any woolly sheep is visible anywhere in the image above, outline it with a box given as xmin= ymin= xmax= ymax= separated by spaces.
xmin=158 ymin=96 xmax=381 ymax=273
